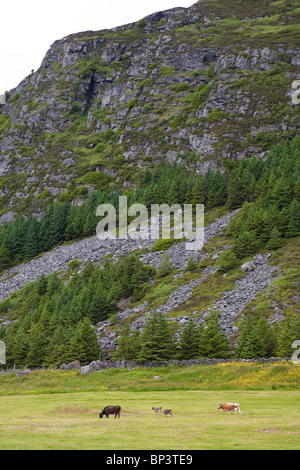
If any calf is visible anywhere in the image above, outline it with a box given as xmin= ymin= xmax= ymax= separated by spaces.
xmin=99 ymin=405 xmax=121 ymax=419
xmin=152 ymin=407 xmax=162 ymax=414
xmin=218 ymin=403 xmax=242 ymax=415
xmin=163 ymin=409 xmax=173 ymax=417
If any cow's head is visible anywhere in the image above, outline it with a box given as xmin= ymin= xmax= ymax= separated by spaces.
xmin=99 ymin=412 xmax=104 ymax=419
xmin=218 ymin=404 xmax=223 ymax=409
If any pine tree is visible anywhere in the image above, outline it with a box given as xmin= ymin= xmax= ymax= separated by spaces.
xmin=13 ymin=331 xmax=29 ymax=368
xmin=178 ymin=319 xmax=201 ymax=360
xmin=143 ymin=185 xmax=156 ymax=209
xmin=212 ymin=170 xmax=227 ymax=206
xmin=232 ymin=230 xmax=259 ymax=259
xmin=66 ymin=317 xmax=100 ymax=365
xmin=227 ymin=172 xmax=247 ymax=209
xmin=167 ymin=182 xmax=179 ymax=206
xmin=138 ymin=312 xmax=177 ymax=362
xmin=286 ymin=199 xmax=300 ymax=237
xmin=158 ymin=252 xmax=173 ymax=277
xmin=266 ymin=227 xmax=282 ymax=250
xmin=294 ymin=175 xmax=300 ymax=203
xmin=36 ymin=273 xmax=48 ymax=296
xmin=218 ymin=250 xmax=239 ymax=273
xmin=186 ymin=256 xmax=198 ymax=271
xmin=82 ymin=259 xmax=95 ymax=282
xmin=24 ymin=216 xmax=40 ymax=260
xmin=255 ymin=317 xmax=276 ymax=357
xmin=3 ymin=325 xmax=17 ymax=368
xmin=252 ymin=208 xmax=267 ymax=238
xmin=235 ymin=316 xmax=266 ymax=359
xmin=271 ymin=176 xmax=292 ymax=210
xmin=275 ymin=320 xmax=295 ymax=358
xmin=192 ymin=177 xmax=206 ymax=205
xmin=114 ymin=323 xmax=141 ymax=360
xmin=198 ymin=313 xmax=231 ymax=358
xmin=277 ymin=207 xmax=290 ymax=237
xmin=0 ymin=245 xmax=11 ymax=270
xmin=88 ymin=293 xmax=115 ymax=323
xmin=26 ymin=323 xmax=47 ymax=368
xmin=48 ymin=326 xmax=70 ymax=367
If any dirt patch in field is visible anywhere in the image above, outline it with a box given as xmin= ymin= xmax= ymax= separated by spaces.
xmin=258 ymin=427 xmax=280 ymax=433
xmin=49 ymin=406 xmax=96 ymax=415
xmin=257 ymin=427 xmax=300 ymax=435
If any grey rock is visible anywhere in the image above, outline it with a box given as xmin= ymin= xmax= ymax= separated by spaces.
xmin=240 ymin=261 xmax=256 ymax=272
xmin=61 ymin=360 xmax=80 ymax=370
xmin=16 ymin=369 xmax=31 ymax=377
xmin=0 ymin=211 xmax=16 ymax=225
xmin=63 ymin=158 xmax=74 ymax=166
xmin=79 ymin=365 xmax=94 ymax=375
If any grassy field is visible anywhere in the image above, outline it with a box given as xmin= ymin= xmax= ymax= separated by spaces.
xmin=0 ymin=361 xmax=299 ymax=394
xmin=0 ymin=362 xmax=299 ymax=450
xmin=0 ymin=390 xmax=299 ymax=450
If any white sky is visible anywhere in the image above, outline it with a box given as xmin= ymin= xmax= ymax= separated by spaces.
xmin=0 ymin=0 xmax=196 ymax=94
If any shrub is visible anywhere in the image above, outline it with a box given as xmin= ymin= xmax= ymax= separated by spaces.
xmin=206 ymin=109 xmax=225 ymax=123
xmin=127 ymin=98 xmax=138 ymax=110
xmin=71 ymin=102 xmax=81 ymax=114
xmin=186 ymin=256 xmax=198 ymax=271
xmin=142 ymin=102 xmax=154 ymax=114
xmin=136 ymin=19 xmax=146 ymax=29
xmin=158 ymin=66 xmax=175 ymax=76
xmin=67 ymin=259 xmax=82 ymax=271
xmin=190 ymin=83 xmax=212 ymax=110
xmin=81 ymin=171 xmax=112 ymax=186
xmin=151 ymin=238 xmax=174 ymax=252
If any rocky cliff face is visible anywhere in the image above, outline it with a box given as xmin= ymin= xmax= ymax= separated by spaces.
xmin=0 ymin=0 xmax=299 ymax=220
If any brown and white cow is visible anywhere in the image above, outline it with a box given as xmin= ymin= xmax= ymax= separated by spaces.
xmin=152 ymin=407 xmax=162 ymax=414
xmin=218 ymin=403 xmax=242 ymax=415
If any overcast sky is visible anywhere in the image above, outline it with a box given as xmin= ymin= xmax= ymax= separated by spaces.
xmin=0 ymin=0 xmax=196 ymax=93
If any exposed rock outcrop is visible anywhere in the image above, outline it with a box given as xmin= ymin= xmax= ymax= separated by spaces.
xmin=0 ymin=1 xmax=299 ymax=216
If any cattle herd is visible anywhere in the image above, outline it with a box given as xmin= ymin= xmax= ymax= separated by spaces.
xmin=99 ymin=403 xmax=242 ymax=419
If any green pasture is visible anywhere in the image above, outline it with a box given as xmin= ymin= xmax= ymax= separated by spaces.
xmin=0 ymin=361 xmax=299 ymax=450
xmin=0 ymin=390 xmax=299 ymax=450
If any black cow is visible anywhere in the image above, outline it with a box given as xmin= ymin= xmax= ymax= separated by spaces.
xmin=99 ymin=405 xmax=121 ymax=419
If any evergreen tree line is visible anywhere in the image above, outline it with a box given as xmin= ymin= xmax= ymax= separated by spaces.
xmin=0 ymin=136 xmax=299 ymax=272
xmin=0 ymin=255 xmax=156 ymax=368
xmin=220 ymin=137 xmax=300 ymax=269
xmin=114 ymin=311 xmax=300 ymax=362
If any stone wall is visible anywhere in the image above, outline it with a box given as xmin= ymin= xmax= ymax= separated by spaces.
xmin=64 ymin=357 xmax=292 ymax=375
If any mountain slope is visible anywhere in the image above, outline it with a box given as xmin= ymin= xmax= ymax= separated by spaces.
xmin=0 ymin=0 xmax=300 ymax=366
xmin=0 ymin=0 xmax=299 ymax=220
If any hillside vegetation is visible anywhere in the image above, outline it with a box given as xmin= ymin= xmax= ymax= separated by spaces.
xmin=0 ymin=361 xmax=299 ymax=394
xmin=1 ymin=136 xmax=300 ymax=366
xmin=0 ymin=0 xmax=300 ymax=369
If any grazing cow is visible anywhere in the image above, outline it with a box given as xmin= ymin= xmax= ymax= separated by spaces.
xmin=218 ymin=403 xmax=242 ymax=415
xmin=163 ymin=409 xmax=173 ymax=417
xmin=152 ymin=407 xmax=162 ymax=414
xmin=99 ymin=405 xmax=121 ymax=419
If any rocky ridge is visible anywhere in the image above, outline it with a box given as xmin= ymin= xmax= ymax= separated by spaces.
xmin=0 ymin=0 xmax=299 ymax=218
